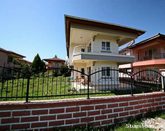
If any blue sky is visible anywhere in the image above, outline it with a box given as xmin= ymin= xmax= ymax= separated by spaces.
xmin=0 ymin=0 xmax=165 ymax=61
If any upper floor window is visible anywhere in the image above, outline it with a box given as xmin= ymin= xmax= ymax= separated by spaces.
xmin=81 ymin=48 xmax=85 ymax=52
xmin=102 ymin=42 xmax=110 ymax=51
xmin=54 ymin=63 xmax=59 ymax=67
xmin=7 ymin=56 xmax=13 ymax=63
xmin=87 ymin=43 xmax=91 ymax=52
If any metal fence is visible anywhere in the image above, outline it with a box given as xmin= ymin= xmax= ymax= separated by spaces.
xmin=0 ymin=66 xmax=164 ymax=102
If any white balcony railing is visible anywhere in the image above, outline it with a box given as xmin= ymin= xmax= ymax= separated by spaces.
xmin=73 ymin=45 xmax=91 ymax=56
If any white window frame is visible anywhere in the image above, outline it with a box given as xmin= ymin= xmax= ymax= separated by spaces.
xmin=102 ymin=41 xmax=110 ymax=51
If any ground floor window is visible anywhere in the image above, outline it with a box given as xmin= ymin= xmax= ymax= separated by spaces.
xmin=81 ymin=68 xmax=85 ymax=76
xmin=102 ymin=67 xmax=111 ymax=77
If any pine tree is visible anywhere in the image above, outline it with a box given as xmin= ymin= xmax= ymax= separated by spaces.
xmin=31 ymin=54 xmax=46 ymax=74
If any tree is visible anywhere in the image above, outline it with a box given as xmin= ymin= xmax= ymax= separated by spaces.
xmin=60 ymin=65 xmax=71 ymax=77
xmin=31 ymin=54 xmax=46 ymax=74
xmin=21 ymin=64 xmax=31 ymax=78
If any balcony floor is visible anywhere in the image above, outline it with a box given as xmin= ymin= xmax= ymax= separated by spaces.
xmin=73 ymin=52 xmax=134 ymax=64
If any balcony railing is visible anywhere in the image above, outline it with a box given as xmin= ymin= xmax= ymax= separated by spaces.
xmin=138 ymin=53 xmax=165 ymax=61
xmin=73 ymin=45 xmax=91 ymax=56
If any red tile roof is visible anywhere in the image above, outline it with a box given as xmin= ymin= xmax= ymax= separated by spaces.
xmin=43 ymin=57 xmax=65 ymax=62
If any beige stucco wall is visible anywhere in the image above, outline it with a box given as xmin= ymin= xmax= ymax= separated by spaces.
xmin=92 ymin=35 xmax=118 ymax=54
xmin=72 ymin=61 xmax=92 ymax=79
xmin=72 ymin=61 xmax=119 ymax=89
xmin=69 ymin=34 xmax=119 ymax=65
xmin=91 ymin=61 xmax=118 ymax=86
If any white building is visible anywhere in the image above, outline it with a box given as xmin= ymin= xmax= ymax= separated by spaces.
xmin=65 ymin=15 xmax=145 ymax=89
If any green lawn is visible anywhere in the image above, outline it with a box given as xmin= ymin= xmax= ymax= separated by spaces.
xmin=0 ymin=76 xmax=115 ymax=101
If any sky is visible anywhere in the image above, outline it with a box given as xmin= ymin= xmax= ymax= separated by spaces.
xmin=0 ymin=0 xmax=165 ymax=62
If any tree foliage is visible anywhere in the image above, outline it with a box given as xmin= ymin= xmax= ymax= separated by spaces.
xmin=60 ymin=65 xmax=71 ymax=76
xmin=52 ymin=65 xmax=70 ymax=77
xmin=31 ymin=54 xmax=46 ymax=74
xmin=21 ymin=64 xmax=31 ymax=78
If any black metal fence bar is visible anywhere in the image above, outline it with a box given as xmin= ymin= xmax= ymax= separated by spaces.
xmin=0 ymin=66 xmax=164 ymax=102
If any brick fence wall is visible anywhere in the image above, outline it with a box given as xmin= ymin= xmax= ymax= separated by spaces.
xmin=0 ymin=92 xmax=165 ymax=130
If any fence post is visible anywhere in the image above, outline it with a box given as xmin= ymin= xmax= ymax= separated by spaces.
xmin=1 ymin=66 xmax=5 ymax=97
xmin=164 ymin=77 xmax=165 ymax=92
xmin=87 ymin=75 xmax=90 ymax=99
xmin=130 ymin=75 xmax=133 ymax=96
xmin=162 ymin=76 xmax=165 ymax=92
xmin=26 ymin=77 xmax=30 ymax=102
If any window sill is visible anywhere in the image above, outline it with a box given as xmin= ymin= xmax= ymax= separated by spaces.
xmin=101 ymin=50 xmax=111 ymax=53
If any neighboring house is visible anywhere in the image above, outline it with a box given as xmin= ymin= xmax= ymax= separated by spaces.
xmin=119 ymin=41 xmax=135 ymax=73
xmin=119 ymin=33 xmax=165 ymax=80
xmin=43 ymin=56 xmax=65 ymax=69
xmin=0 ymin=48 xmax=25 ymax=68
xmin=18 ymin=59 xmax=31 ymax=66
xmin=0 ymin=47 xmax=30 ymax=78
xmin=65 ymin=15 xmax=145 ymax=88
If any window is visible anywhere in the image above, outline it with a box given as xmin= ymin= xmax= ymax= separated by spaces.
xmin=81 ymin=68 xmax=85 ymax=76
xmin=102 ymin=42 xmax=110 ymax=51
xmin=87 ymin=43 xmax=91 ymax=52
xmin=54 ymin=63 xmax=59 ymax=67
xmin=102 ymin=67 xmax=111 ymax=77
xmin=149 ymin=49 xmax=152 ymax=58
xmin=81 ymin=48 xmax=85 ymax=52
xmin=7 ymin=56 xmax=13 ymax=63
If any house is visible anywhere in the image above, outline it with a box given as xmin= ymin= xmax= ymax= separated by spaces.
xmin=43 ymin=56 xmax=65 ymax=69
xmin=65 ymin=15 xmax=145 ymax=89
xmin=17 ymin=59 xmax=31 ymax=66
xmin=119 ymin=33 xmax=165 ymax=80
xmin=0 ymin=47 xmax=25 ymax=68
xmin=0 ymin=47 xmax=30 ymax=78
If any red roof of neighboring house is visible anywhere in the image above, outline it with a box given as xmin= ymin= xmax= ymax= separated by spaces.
xmin=43 ymin=57 xmax=65 ymax=62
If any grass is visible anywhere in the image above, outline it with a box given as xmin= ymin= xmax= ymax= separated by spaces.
xmin=159 ymin=113 xmax=165 ymax=119
xmin=114 ymin=110 xmax=165 ymax=131
xmin=115 ymin=121 xmax=153 ymax=131
xmin=0 ymin=75 xmax=115 ymax=101
xmin=0 ymin=71 xmax=162 ymax=101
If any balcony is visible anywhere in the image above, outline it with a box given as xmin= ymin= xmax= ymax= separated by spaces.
xmin=72 ymin=45 xmax=134 ymax=63
xmin=137 ymin=53 xmax=165 ymax=61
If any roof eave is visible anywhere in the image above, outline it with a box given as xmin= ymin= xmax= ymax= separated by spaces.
xmin=65 ymin=15 xmax=145 ymax=57
xmin=0 ymin=48 xmax=25 ymax=58
xmin=129 ymin=33 xmax=165 ymax=49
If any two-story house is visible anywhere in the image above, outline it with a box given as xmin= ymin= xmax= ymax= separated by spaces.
xmin=43 ymin=56 xmax=65 ymax=69
xmin=119 ymin=33 xmax=165 ymax=80
xmin=0 ymin=47 xmax=28 ymax=77
xmin=65 ymin=15 xmax=145 ymax=88
xmin=0 ymin=48 xmax=25 ymax=68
